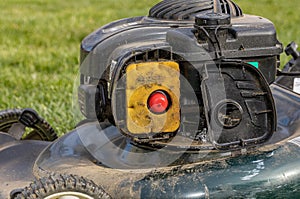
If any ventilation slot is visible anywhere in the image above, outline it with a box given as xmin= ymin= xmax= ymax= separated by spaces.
xmin=149 ymin=0 xmax=214 ymax=21
xmin=218 ymin=0 xmax=243 ymax=17
xmin=149 ymin=0 xmax=243 ymax=21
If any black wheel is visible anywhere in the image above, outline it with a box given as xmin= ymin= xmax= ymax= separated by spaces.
xmin=0 ymin=108 xmax=57 ymax=141
xmin=13 ymin=174 xmax=111 ymax=199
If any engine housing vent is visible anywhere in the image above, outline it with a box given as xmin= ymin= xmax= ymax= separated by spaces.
xmin=149 ymin=0 xmax=243 ymax=21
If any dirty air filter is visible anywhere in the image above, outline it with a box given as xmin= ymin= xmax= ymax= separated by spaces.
xmin=149 ymin=0 xmax=243 ymax=20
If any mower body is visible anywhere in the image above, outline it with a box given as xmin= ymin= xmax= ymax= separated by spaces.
xmin=0 ymin=0 xmax=300 ymax=198
xmin=0 ymin=83 xmax=299 ymax=198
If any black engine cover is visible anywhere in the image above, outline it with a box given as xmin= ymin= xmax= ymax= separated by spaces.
xmin=201 ymin=62 xmax=276 ymax=150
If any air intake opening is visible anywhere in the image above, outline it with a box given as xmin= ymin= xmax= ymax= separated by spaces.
xmin=149 ymin=0 xmax=243 ymax=21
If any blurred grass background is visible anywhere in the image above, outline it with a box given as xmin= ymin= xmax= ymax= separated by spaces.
xmin=0 ymin=0 xmax=299 ymax=136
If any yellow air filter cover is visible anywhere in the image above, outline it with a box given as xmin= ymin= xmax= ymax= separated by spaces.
xmin=126 ymin=61 xmax=180 ymax=135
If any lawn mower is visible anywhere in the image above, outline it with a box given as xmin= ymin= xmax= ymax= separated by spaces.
xmin=1 ymin=0 xmax=300 ymax=198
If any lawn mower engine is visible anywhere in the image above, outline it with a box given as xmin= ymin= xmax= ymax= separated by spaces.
xmin=79 ymin=0 xmax=283 ymax=151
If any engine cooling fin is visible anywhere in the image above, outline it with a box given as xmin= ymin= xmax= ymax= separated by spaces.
xmin=149 ymin=0 xmax=243 ymax=21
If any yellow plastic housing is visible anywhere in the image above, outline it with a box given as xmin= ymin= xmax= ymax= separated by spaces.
xmin=126 ymin=61 xmax=180 ymax=135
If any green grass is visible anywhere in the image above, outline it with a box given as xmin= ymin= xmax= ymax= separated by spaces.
xmin=0 ymin=0 xmax=299 ymax=136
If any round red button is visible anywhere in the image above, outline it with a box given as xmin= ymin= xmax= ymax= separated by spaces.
xmin=148 ymin=91 xmax=169 ymax=114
